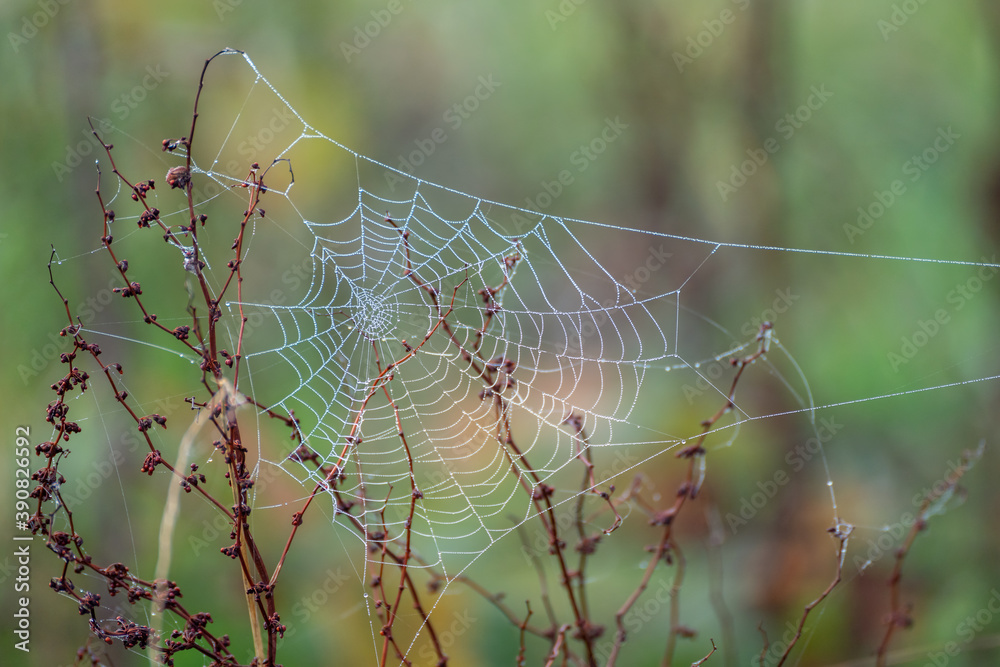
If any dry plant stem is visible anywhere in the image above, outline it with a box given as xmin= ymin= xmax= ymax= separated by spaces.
xmin=608 ymin=323 xmax=773 ymax=667
xmin=78 ymin=166 xmax=233 ymax=520
xmin=40 ymin=49 xmax=342 ymax=666
xmin=428 ymin=564 xmax=551 ymax=640
xmin=566 ymin=415 xmax=623 ymax=648
xmin=46 ymin=50 xmax=279 ymax=664
xmin=373 ymin=501 xmax=410 ymax=666
xmin=772 ymin=526 xmax=851 ymax=666
xmin=757 ymin=622 xmax=770 ymax=666
xmin=491 ymin=407 xmax=603 ymax=660
xmin=282 ymin=449 xmax=447 ymax=664
xmin=45 ymin=246 xmax=229 ymax=518
xmin=219 ymin=166 xmax=271 ymax=666
xmin=518 ymin=523 xmax=563 ymax=638
xmin=225 ymin=417 xmax=267 ymax=665
xmin=182 ymin=50 xmax=241 ymax=371
xmin=543 ymin=625 xmax=572 ymax=667
xmin=280 ymin=215 xmax=604 ymax=664
xmin=43 ymin=256 xmax=241 ymax=663
xmin=150 ymin=391 xmax=223 ymax=663
xmin=607 ymin=523 xmax=670 ymax=667
xmin=266 ymin=274 xmax=467 ymax=568
xmin=173 ymin=57 xmax=279 ymax=665
xmin=692 ymin=639 xmax=718 ymax=666
xmin=389 ymin=216 xmax=598 ymax=658
xmin=518 ymin=602 xmax=533 ymax=666
xmin=166 ymin=61 xmax=276 ymax=660
xmin=874 ymin=444 xmax=981 ymax=666
xmin=271 ymin=218 xmax=530 ymax=664
xmin=363 ymin=382 xmax=430 ymax=667
xmin=380 ymin=396 xmax=423 ymax=665
xmin=538 ymin=491 xmax=596 ymax=664
xmin=500 ymin=416 xmax=599 ymax=662
xmin=663 ymin=541 xmax=686 ymax=666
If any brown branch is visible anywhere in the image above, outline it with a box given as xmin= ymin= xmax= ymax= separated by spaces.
xmin=692 ymin=638 xmax=718 ymax=666
xmin=773 ymin=521 xmax=852 ymax=667
xmin=874 ymin=443 xmax=983 ymax=665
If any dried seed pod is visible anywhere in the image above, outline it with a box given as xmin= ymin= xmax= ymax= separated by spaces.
xmin=165 ymin=166 xmax=190 ymax=189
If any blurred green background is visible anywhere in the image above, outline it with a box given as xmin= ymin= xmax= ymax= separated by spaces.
xmin=2 ymin=1 xmax=1000 ymax=666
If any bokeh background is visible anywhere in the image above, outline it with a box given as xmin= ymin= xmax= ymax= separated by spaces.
xmin=2 ymin=2 xmax=1000 ymax=666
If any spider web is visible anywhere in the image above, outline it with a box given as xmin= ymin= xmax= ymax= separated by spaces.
xmin=51 ymin=49 xmax=1000 ymax=664
xmin=181 ymin=53 xmax=692 ymax=574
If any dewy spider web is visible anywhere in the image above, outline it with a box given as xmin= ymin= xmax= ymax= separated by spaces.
xmin=55 ymin=48 xmax=999 ymax=663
